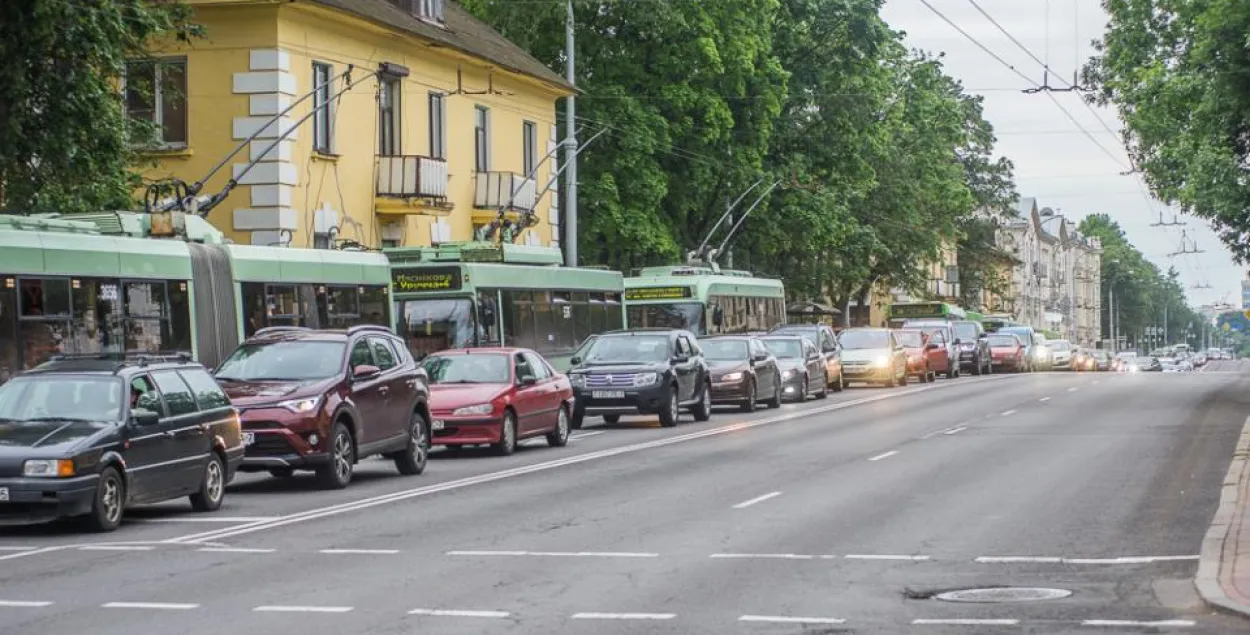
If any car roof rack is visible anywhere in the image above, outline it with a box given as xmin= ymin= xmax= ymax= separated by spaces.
xmin=47 ymin=351 xmax=194 ymax=370
xmin=347 ymin=324 xmax=394 ymax=336
xmin=252 ymin=326 xmax=312 ymax=337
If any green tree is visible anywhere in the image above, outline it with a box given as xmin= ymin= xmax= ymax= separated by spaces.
xmin=1084 ymin=0 xmax=1250 ymax=262
xmin=0 ymin=0 xmax=200 ymax=215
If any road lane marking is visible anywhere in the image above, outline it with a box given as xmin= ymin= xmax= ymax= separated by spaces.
xmin=167 ymin=375 xmax=1020 ymax=545
xmin=1081 ymin=620 xmax=1194 ymax=627
xmin=196 ymin=547 xmax=276 ymax=554
xmin=318 ymin=549 xmax=400 ymax=555
xmin=102 ymin=602 xmax=199 ymax=610
xmin=409 ymin=609 xmax=510 ymax=618
xmin=1001 ymin=409 xmax=1017 ymax=416
xmin=1067 ymin=387 xmax=1079 ymax=392
xmin=0 ymin=600 xmax=53 ymax=608
xmin=446 ymin=550 xmax=658 ymax=558
xmin=572 ymin=613 xmax=676 ymax=620
xmin=710 ymin=553 xmax=817 ymax=560
xmin=135 ymin=516 xmax=279 ymax=523
xmin=913 ymin=618 xmax=1020 ymax=625
xmin=79 ymin=545 xmax=154 ymax=552
xmin=739 ymin=615 xmax=846 ymax=624
xmin=868 ymin=450 xmax=899 ymax=461
xmin=0 ymin=547 xmax=37 ymax=552
xmin=732 ymin=491 xmax=782 ymax=509
xmin=976 ymin=555 xmax=1197 ymax=564
xmin=975 ymin=556 xmax=1062 ymax=563
xmin=570 ymin=431 xmax=606 ymax=440
xmin=445 ymin=550 xmax=528 ymax=556
xmin=943 ymin=426 xmax=967 ymax=435
xmin=1039 ymin=397 xmax=1051 ymax=402
xmin=843 ymin=554 xmax=930 ymax=561
xmin=254 ymin=606 xmax=353 ymax=613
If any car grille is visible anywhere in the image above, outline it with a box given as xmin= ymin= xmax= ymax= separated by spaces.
xmin=584 ymin=374 xmax=639 ymax=388
xmin=248 ymin=434 xmax=298 ymax=456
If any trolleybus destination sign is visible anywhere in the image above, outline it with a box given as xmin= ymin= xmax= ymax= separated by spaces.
xmin=392 ymin=267 xmax=463 ymax=292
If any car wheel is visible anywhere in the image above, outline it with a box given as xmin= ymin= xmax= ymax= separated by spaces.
xmin=984 ymin=357 xmax=993 ymax=375
xmin=833 ymin=371 xmax=845 ymax=392
xmin=815 ymin=372 xmax=829 ymax=399
xmin=766 ymin=377 xmax=783 ymax=409
xmin=315 ymin=422 xmax=354 ymax=490
xmin=494 ymin=410 xmax=518 ymax=456
xmin=692 ymin=380 xmax=712 ymax=422
xmin=972 ymin=356 xmax=983 ymax=375
xmin=603 ymin=414 xmax=621 ymax=424
xmin=895 ymin=365 xmax=907 ymax=386
xmin=393 ymin=411 xmax=429 ymax=476
xmin=190 ymin=453 xmax=226 ymax=512
xmin=798 ymin=376 xmax=809 ymax=400
xmin=547 ymin=405 xmax=571 ymax=447
xmin=571 ymin=406 xmax=585 ymax=430
xmin=269 ymin=467 xmax=294 ymax=478
xmin=740 ymin=380 xmax=757 ymax=412
xmin=659 ymin=387 xmax=679 ymax=428
xmin=85 ymin=466 xmax=125 ymax=532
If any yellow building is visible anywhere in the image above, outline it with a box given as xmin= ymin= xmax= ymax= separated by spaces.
xmin=131 ymin=0 xmax=573 ymax=248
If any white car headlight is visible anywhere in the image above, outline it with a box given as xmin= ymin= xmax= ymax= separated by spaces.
xmin=781 ymin=369 xmax=796 ymax=379
xmin=277 ymin=397 xmax=321 ymax=414
xmin=633 ymin=372 xmax=659 ymax=387
xmin=23 ymin=459 xmax=74 ymax=478
xmin=872 ymin=356 xmax=891 ymax=368
xmin=570 ymin=375 xmax=587 ymax=388
xmin=720 ymin=371 xmax=744 ymax=382
xmin=1034 ymin=347 xmax=1049 ymax=360
xmin=453 ymin=403 xmax=495 ymax=416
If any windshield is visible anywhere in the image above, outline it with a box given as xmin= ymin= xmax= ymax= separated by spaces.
xmin=988 ymin=335 xmax=1019 ymax=347
xmin=626 ymin=303 xmax=704 ymax=335
xmin=216 ymin=341 xmax=345 ymax=381
xmin=1001 ymin=328 xmax=1033 ymax=343
xmin=894 ymin=331 xmax=924 ymax=347
xmin=840 ymin=330 xmax=890 ymax=350
xmin=771 ymin=327 xmax=818 ymax=347
xmin=1051 ymin=340 xmax=1071 ymax=351
xmin=583 ymin=335 xmax=670 ymax=363
xmin=762 ymin=338 xmax=803 ymax=359
xmin=701 ymin=339 xmax=749 ymax=361
xmin=397 ymin=298 xmax=476 ymax=359
xmin=953 ymin=323 xmax=979 ymax=340
xmin=422 ymin=354 xmax=510 ymax=384
xmin=0 ymin=376 xmax=123 ymax=422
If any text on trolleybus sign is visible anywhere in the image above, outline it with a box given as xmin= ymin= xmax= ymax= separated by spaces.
xmin=624 ymin=286 xmax=693 ymax=301
xmin=392 ymin=267 xmax=463 ymax=292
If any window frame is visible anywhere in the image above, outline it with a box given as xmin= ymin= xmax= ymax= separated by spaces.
xmin=474 ymin=105 xmax=490 ymax=172
xmin=379 ymin=78 xmax=402 ymax=156
xmin=150 ymin=369 xmax=199 ymax=418
xmin=522 ymin=120 xmax=537 ymax=176
xmin=428 ymin=92 xmax=446 ymax=160
xmin=312 ymin=62 xmax=334 ymax=154
xmin=124 ymin=57 xmax=188 ymax=148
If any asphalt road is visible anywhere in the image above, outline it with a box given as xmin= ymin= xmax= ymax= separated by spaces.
xmin=3 ymin=363 xmax=1250 ymax=634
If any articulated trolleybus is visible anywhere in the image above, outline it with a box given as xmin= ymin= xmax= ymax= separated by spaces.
xmin=624 ymin=264 xmax=786 ymax=335
xmin=386 ymin=242 xmax=625 ymax=370
xmin=0 ymin=212 xmax=391 ymax=381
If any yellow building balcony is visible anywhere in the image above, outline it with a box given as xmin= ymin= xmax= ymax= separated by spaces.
xmin=375 ymin=155 xmax=453 ymax=217
xmin=472 ymin=171 xmax=536 ymax=223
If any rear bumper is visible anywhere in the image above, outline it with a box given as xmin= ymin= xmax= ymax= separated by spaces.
xmin=0 ymin=474 xmax=99 ymax=524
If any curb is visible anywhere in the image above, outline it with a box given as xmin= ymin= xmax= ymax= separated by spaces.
xmin=1195 ymin=414 xmax=1250 ymax=618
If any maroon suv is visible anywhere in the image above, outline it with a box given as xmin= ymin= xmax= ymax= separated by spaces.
xmin=214 ymin=326 xmax=430 ymax=489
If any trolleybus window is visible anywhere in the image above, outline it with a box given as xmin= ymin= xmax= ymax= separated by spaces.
xmin=242 ymin=283 xmax=390 ymax=336
xmin=396 ymin=298 xmax=476 ymax=359
xmin=626 ymin=302 xmax=704 ymax=334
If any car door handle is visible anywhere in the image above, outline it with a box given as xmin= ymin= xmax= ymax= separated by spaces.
xmin=379 ymin=386 xmax=389 ymax=395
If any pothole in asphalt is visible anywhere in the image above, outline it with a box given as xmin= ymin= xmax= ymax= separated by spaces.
xmin=905 ymin=586 xmax=1073 ymax=603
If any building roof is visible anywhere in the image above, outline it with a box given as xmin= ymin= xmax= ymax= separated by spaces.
xmin=307 ymin=0 xmax=573 ymax=92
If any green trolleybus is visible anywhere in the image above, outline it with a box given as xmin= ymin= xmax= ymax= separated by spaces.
xmin=386 ymin=242 xmax=625 ymax=369
xmin=0 ymin=212 xmax=391 ymax=381
xmin=623 ymin=265 xmax=786 ymax=335
xmin=886 ymin=301 xmax=967 ymax=326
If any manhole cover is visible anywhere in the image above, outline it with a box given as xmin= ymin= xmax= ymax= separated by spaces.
xmin=933 ymin=587 xmax=1072 ymax=603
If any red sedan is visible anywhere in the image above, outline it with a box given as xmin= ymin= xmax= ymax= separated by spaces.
xmin=421 ymin=348 xmax=573 ymax=455
xmin=988 ymin=333 xmax=1027 ymax=372
xmin=893 ymin=329 xmax=936 ymax=383
xmin=897 ymin=328 xmax=949 ymax=380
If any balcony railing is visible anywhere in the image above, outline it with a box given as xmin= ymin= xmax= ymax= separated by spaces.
xmin=474 ymin=171 xmax=536 ymax=212
xmin=376 ymin=155 xmax=449 ymax=199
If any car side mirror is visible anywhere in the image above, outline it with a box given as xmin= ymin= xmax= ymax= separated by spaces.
xmin=952 ymin=338 xmax=962 ymax=345
xmin=753 ymin=353 xmax=769 ymax=363
xmin=672 ymin=355 xmax=689 ymax=364
xmin=353 ymin=364 xmax=381 ymax=380
xmin=978 ymin=332 xmax=988 ymax=339
xmin=927 ymin=343 xmax=940 ymax=350
xmin=518 ymin=376 xmax=537 ymax=387
xmin=130 ymin=408 xmax=160 ymax=427
xmin=570 ymin=356 xmax=582 ymax=366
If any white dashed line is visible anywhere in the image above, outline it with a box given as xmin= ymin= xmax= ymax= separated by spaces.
xmin=1000 ymin=409 xmax=1017 ymax=416
xmin=1039 ymin=397 xmax=1051 ymax=402
xmin=913 ymin=618 xmax=1020 ymax=625
xmin=409 ymin=609 xmax=511 ymax=618
xmin=732 ymin=491 xmax=782 ymax=509
xmin=1093 ymin=380 xmax=1101 ymax=385
xmin=79 ymin=545 xmax=154 ymax=552
xmin=1067 ymin=387 xmax=1079 ymax=392
xmin=1081 ymin=620 xmax=1195 ymax=627
xmin=976 ymin=555 xmax=1197 ymax=564
xmin=0 ymin=600 xmax=53 ymax=608
xmin=570 ymin=431 xmax=606 ymax=440
xmin=196 ymin=547 xmax=277 ymax=554
xmin=868 ymin=450 xmax=899 ymax=461
xmin=943 ymin=426 xmax=967 ymax=435
xmin=843 ymin=554 xmax=930 ymax=561
xmin=739 ymin=615 xmax=846 ymax=625
xmin=318 ymin=549 xmax=401 ymax=555
xmin=446 ymin=550 xmax=658 ymax=558
xmin=136 ymin=516 xmax=279 ymax=523
xmin=102 ymin=602 xmax=199 ymax=610
xmin=571 ymin=612 xmax=676 ymax=620
xmin=975 ymin=556 xmax=1062 ymax=563
xmin=253 ymin=605 xmax=353 ymax=613
xmin=710 ymin=553 xmax=817 ymax=560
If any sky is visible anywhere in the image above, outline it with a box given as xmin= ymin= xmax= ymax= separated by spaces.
xmin=879 ymin=0 xmax=1244 ymax=309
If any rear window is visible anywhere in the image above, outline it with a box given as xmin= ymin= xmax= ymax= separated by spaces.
xmin=894 ymin=331 xmax=923 ymax=347
xmin=953 ymin=323 xmax=979 ymax=340
xmin=988 ymin=335 xmax=1018 ymax=347
xmin=179 ymin=368 xmax=231 ymax=410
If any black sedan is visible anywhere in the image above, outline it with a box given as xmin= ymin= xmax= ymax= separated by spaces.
xmin=700 ymin=335 xmax=782 ymax=411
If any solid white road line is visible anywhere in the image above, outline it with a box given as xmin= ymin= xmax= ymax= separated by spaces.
xmin=196 ymin=547 xmax=277 ymax=554
xmin=167 ymin=375 xmax=1019 ymax=545
xmin=843 ymin=554 xmax=930 ymax=561
xmin=1081 ymin=619 xmax=1195 ymax=627
xmin=571 ymin=612 xmax=676 ymax=620
xmin=943 ymin=426 xmax=967 ymax=435
xmin=913 ymin=618 xmax=1020 ymax=625
xmin=710 ymin=553 xmax=817 ymax=560
xmin=253 ymin=605 xmax=353 ymax=613
xmin=102 ymin=602 xmax=199 ymax=610
xmin=1039 ymin=397 xmax=1051 ymax=402
xmin=0 ymin=547 xmax=36 ymax=552
xmin=868 ymin=450 xmax=899 ymax=461
xmin=0 ymin=600 xmax=53 ymax=608
xmin=408 ymin=609 xmax=510 ymax=618
xmin=135 ymin=516 xmax=279 ymax=523
xmin=732 ymin=491 xmax=782 ymax=509
xmin=1001 ymin=409 xmax=1017 ymax=416
xmin=739 ymin=615 xmax=846 ymax=624
xmin=976 ymin=555 xmax=1198 ymax=564
xmin=318 ymin=549 xmax=400 ymax=555
xmin=79 ymin=545 xmax=154 ymax=552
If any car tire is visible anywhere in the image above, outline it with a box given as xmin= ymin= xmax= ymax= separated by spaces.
xmin=603 ymin=414 xmax=621 ymax=424
xmin=189 ymin=453 xmax=226 ymax=512
xmin=85 ymin=466 xmax=125 ymax=532
xmin=766 ymin=378 xmax=783 ymax=409
xmin=798 ymin=376 xmax=809 ymax=400
xmin=315 ymin=422 xmax=354 ymax=490
xmin=740 ymin=380 xmax=757 ymax=412
xmin=815 ymin=372 xmax=829 ymax=399
xmin=571 ymin=406 xmax=585 ymax=430
xmin=547 ymin=405 xmax=571 ymax=447
xmin=393 ymin=411 xmax=429 ymax=476
xmin=895 ymin=366 xmax=907 ymax=386
xmin=659 ymin=387 xmax=679 ymax=428
xmin=268 ymin=467 xmax=295 ymax=478
xmin=972 ymin=357 xmax=983 ymax=375
xmin=494 ymin=410 xmax=518 ymax=456
xmin=692 ymin=380 xmax=712 ymax=422
xmin=833 ymin=371 xmax=845 ymax=392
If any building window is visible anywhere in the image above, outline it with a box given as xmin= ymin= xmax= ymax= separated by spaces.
xmin=522 ymin=120 xmax=537 ymax=176
xmin=413 ymin=0 xmax=444 ymax=22
xmin=124 ymin=58 xmax=187 ymax=147
xmin=379 ymin=79 xmax=401 ymax=156
xmin=428 ymin=92 xmax=446 ymax=159
xmin=312 ymin=62 xmax=334 ymax=154
xmin=474 ymin=106 xmax=490 ymax=172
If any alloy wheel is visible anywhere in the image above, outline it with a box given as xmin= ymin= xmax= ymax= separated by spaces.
xmin=205 ymin=459 xmax=224 ymax=504
xmin=334 ymin=432 xmax=352 ymax=482
xmin=101 ymin=476 xmax=122 ymax=525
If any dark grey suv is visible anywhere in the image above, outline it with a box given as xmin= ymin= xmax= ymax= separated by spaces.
xmin=568 ymin=329 xmax=712 ymax=428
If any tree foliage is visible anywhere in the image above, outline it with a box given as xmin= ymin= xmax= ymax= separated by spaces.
xmin=1085 ymin=0 xmax=1250 ymax=263
xmin=0 ymin=0 xmax=200 ymax=215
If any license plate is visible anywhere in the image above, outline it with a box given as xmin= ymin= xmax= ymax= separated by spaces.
xmin=432 ymin=419 xmax=445 ymax=431
xmin=592 ymin=390 xmax=625 ymax=399
xmin=242 ymin=432 xmax=255 ymax=446
xmin=0 ymin=487 xmax=8 ymax=502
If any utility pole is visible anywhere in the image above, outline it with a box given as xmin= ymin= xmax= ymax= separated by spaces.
xmin=1108 ymin=283 xmax=1116 ymax=353
xmin=563 ymin=0 xmax=578 ymax=267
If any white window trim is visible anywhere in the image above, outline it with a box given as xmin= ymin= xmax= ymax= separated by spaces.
xmin=124 ymin=57 xmax=189 ymax=149
xmin=428 ymin=92 xmax=446 ymax=159
xmin=312 ymin=61 xmax=334 ymax=154
xmin=475 ymin=105 xmax=491 ymax=172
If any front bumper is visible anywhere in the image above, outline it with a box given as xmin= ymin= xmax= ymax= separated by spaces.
xmin=238 ymin=426 xmax=333 ymax=472
xmin=842 ymin=364 xmax=890 ymax=382
xmin=0 ymin=474 xmax=100 ymax=525
xmin=431 ymin=414 xmax=504 ymax=446
xmin=574 ymin=382 xmax=672 ymax=417
xmin=710 ymin=380 xmax=751 ymax=404
xmin=958 ymin=349 xmax=979 ymax=368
